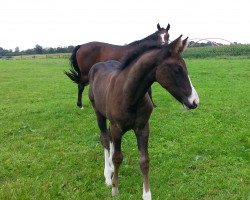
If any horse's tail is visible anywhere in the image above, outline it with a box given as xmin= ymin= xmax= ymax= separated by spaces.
xmin=64 ymin=45 xmax=81 ymax=84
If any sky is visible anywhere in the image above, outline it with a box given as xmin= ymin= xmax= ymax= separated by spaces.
xmin=0 ymin=0 xmax=249 ymax=51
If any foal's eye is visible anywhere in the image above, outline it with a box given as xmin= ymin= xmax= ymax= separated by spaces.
xmin=174 ymin=66 xmax=182 ymax=75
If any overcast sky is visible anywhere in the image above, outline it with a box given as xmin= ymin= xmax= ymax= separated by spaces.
xmin=1 ymin=0 xmax=249 ymax=50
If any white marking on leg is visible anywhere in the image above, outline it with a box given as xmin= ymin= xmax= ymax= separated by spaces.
xmin=142 ymin=184 xmax=152 ymax=200
xmin=80 ymin=106 xmax=84 ymax=110
xmin=109 ymin=142 xmax=114 ymax=171
xmin=160 ymin=33 xmax=166 ymax=45
xmin=104 ymin=148 xmax=112 ymax=186
xmin=188 ymin=76 xmax=199 ymax=105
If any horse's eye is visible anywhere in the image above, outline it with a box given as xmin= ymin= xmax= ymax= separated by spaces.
xmin=174 ymin=66 xmax=182 ymax=74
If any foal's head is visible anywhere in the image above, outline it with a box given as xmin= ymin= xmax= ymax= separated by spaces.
xmin=155 ymin=35 xmax=199 ymax=109
xmin=156 ymin=23 xmax=170 ymax=45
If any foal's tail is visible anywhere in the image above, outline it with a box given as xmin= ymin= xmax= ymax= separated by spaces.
xmin=64 ymin=45 xmax=81 ymax=84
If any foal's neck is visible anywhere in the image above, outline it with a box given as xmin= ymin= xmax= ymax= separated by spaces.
xmin=122 ymin=50 xmax=159 ymax=106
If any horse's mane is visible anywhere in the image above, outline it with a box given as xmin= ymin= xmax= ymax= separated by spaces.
xmin=120 ymin=42 xmax=162 ymax=70
xmin=127 ymin=32 xmax=158 ymax=46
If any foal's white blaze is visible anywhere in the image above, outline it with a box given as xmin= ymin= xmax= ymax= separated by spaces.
xmin=160 ymin=33 xmax=166 ymax=44
xmin=143 ymin=184 xmax=152 ymax=200
xmin=104 ymin=148 xmax=112 ymax=186
xmin=188 ymin=76 xmax=199 ymax=105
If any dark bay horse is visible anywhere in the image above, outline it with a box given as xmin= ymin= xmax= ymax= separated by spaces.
xmin=88 ymin=36 xmax=199 ymax=199
xmin=65 ymin=23 xmax=170 ymax=109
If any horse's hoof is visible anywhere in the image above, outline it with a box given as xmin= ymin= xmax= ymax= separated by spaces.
xmin=80 ymin=107 xmax=84 ymax=110
xmin=104 ymin=168 xmax=113 ymax=187
xmin=112 ymin=187 xmax=119 ymax=196
xmin=105 ymin=178 xmax=112 ymax=187
xmin=143 ymin=190 xmax=152 ymax=200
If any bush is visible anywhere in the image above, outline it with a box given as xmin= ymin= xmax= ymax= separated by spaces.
xmin=184 ymin=44 xmax=250 ymax=58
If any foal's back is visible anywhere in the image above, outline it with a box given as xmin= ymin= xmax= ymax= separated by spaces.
xmin=89 ymin=60 xmax=121 ymax=115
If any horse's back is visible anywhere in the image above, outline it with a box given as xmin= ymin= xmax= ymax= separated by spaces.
xmin=89 ymin=60 xmax=121 ymax=82
xmin=77 ymin=42 xmax=124 ymax=61
xmin=76 ymin=42 xmax=126 ymax=82
xmin=89 ymin=60 xmax=121 ymax=102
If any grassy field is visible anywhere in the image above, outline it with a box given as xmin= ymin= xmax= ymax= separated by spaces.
xmin=0 ymin=58 xmax=249 ymax=199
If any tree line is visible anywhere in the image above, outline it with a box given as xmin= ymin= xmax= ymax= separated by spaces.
xmin=0 ymin=45 xmax=75 ymax=58
xmin=1 ymin=41 xmax=239 ymax=58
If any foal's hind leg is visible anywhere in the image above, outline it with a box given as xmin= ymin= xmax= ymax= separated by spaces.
xmin=135 ymin=123 xmax=152 ymax=200
xmin=110 ymin=124 xmax=123 ymax=196
xmin=94 ymin=111 xmax=114 ymax=186
xmin=77 ymin=83 xmax=84 ymax=109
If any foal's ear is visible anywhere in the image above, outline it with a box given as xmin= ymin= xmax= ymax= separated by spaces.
xmin=166 ymin=23 xmax=170 ymax=31
xmin=169 ymin=35 xmax=189 ymax=55
xmin=157 ymin=23 xmax=161 ymax=31
xmin=180 ymin=37 xmax=189 ymax=52
xmin=169 ymin=35 xmax=183 ymax=55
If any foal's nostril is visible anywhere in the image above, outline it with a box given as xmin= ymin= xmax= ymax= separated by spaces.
xmin=192 ymin=101 xmax=198 ymax=109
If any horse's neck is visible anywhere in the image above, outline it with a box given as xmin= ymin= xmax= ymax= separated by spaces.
xmin=122 ymin=51 xmax=158 ymax=106
xmin=127 ymin=33 xmax=156 ymax=47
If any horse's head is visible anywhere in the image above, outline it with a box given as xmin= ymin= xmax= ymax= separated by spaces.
xmin=155 ymin=35 xmax=199 ymax=109
xmin=156 ymin=23 xmax=170 ymax=45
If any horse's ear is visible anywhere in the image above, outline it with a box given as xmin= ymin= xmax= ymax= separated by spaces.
xmin=180 ymin=37 xmax=189 ymax=53
xmin=166 ymin=23 xmax=170 ymax=31
xmin=157 ymin=23 xmax=161 ymax=31
xmin=169 ymin=35 xmax=183 ymax=55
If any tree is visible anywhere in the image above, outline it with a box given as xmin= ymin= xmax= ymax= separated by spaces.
xmin=15 ymin=46 xmax=20 ymax=52
xmin=0 ymin=47 xmax=4 ymax=56
xmin=15 ymin=46 xmax=20 ymax=55
xmin=35 ymin=44 xmax=43 ymax=54
xmin=47 ymin=47 xmax=55 ymax=54
xmin=67 ymin=45 xmax=75 ymax=52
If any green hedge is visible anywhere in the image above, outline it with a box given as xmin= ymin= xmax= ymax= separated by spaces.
xmin=184 ymin=44 xmax=250 ymax=58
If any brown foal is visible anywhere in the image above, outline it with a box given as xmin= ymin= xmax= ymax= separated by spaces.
xmin=88 ymin=36 xmax=199 ymax=199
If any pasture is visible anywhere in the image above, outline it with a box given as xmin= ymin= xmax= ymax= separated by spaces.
xmin=0 ymin=57 xmax=249 ymax=199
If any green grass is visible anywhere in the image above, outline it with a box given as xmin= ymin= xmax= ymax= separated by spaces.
xmin=0 ymin=58 xmax=249 ymax=199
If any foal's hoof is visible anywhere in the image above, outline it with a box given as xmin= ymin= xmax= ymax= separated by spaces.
xmin=105 ymin=178 xmax=112 ymax=186
xmin=143 ymin=190 xmax=152 ymax=200
xmin=80 ymin=107 xmax=84 ymax=110
xmin=112 ymin=187 xmax=119 ymax=196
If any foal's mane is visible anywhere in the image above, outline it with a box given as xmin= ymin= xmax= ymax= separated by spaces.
xmin=127 ymin=32 xmax=159 ymax=46
xmin=120 ymin=43 xmax=163 ymax=70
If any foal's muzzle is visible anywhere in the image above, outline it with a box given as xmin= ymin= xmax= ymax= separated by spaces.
xmin=183 ymin=90 xmax=199 ymax=110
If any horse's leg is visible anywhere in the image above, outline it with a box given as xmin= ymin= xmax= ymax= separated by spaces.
xmin=135 ymin=123 xmax=152 ymax=200
xmin=94 ymin=110 xmax=113 ymax=186
xmin=109 ymin=127 xmax=114 ymax=174
xmin=148 ymin=87 xmax=157 ymax=108
xmin=110 ymin=124 xmax=123 ymax=196
xmin=77 ymin=83 xmax=84 ymax=109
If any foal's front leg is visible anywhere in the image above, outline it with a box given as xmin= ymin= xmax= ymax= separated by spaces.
xmin=135 ymin=123 xmax=152 ymax=200
xmin=93 ymin=110 xmax=113 ymax=186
